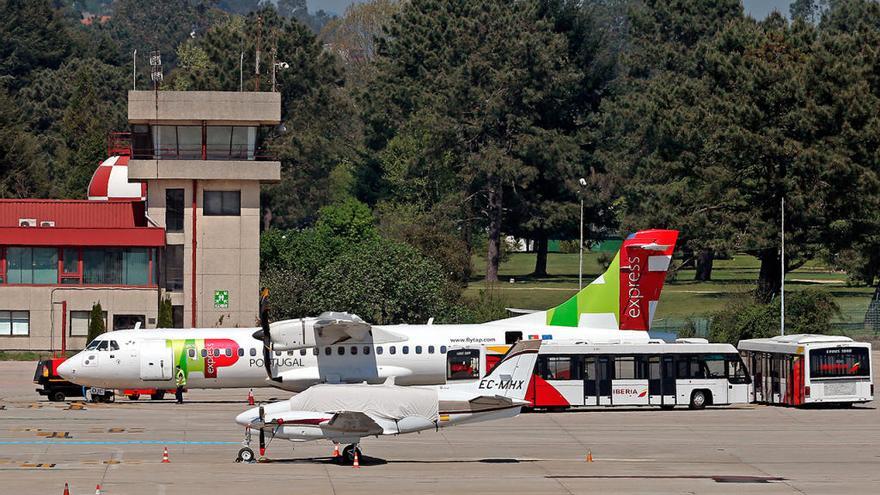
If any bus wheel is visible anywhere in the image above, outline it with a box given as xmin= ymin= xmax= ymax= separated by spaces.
xmin=127 ymin=394 xmax=140 ymax=401
xmin=689 ymin=390 xmax=708 ymax=410
xmin=50 ymin=390 xmax=66 ymax=402
xmin=150 ymin=391 xmax=165 ymax=401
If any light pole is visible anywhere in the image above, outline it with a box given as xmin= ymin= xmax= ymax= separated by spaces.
xmin=578 ymin=177 xmax=587 ymax=290
xmin=780 ymin=196 xmax=785 ymax=336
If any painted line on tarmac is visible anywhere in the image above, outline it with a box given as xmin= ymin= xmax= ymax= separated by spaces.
xmin=0 ymin=440 xmax=238 ymax=445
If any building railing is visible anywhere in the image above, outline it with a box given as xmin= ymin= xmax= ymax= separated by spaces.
xmin=130 ymin=145 xmax=276 ymax=161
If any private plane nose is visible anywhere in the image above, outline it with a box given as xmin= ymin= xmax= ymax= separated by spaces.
xmin=235 ymin=407 xmax=260 ymax=427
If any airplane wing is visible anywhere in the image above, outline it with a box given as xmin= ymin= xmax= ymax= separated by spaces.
xmin=321 ymin=411 xmax=384 ymax=436
xmin=313 ymin=312 xmax=408 ymax=346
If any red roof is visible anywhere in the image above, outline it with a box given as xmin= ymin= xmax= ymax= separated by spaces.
xmin=0 ymin=200 xmax=164 ymax=247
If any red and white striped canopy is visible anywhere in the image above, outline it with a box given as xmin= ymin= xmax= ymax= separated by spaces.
xmin=87 ymin=155 xmax=146 ymax=202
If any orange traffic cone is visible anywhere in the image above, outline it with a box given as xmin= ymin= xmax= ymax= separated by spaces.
xmin=95 ymin=483 xmax=102 ymax=495
xmin=332 ymin=444 xmax=340 ymax=458
xmin=586 ymin=450 xmax=593 ymax=462
xmin=247 ymin=389 xmax=255 ymax=406
xmin=352 ymin=450 xmax=360 ymax=469
xmin=162 ymin=446 xmax=170 ymax=463
xmin=63 ymin=482 xmax=70 ymax=495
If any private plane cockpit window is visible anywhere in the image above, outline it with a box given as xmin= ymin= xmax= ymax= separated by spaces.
xmin=86 ymin=340 xmax=102 ymax=350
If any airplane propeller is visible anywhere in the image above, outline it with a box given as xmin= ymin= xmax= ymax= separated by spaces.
xmin=257 ymin=288 xmax=282 ymax=383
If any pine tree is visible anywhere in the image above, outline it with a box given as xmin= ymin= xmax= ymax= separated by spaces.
xmin=87 ymin=302 xmax=106 ymax=343
xmin=157 ymin=296 xmax=173 ymax=328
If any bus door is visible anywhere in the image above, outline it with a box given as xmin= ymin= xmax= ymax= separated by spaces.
xmin=584 ymin=357 xmax=598 ymax=405
xmin=660 ymin=355 xmax=676 ymax=405
xmin=597 ymin=356 xmax=613 ymax=406
xmin=648 ymin=356 xmax=663 ymax=405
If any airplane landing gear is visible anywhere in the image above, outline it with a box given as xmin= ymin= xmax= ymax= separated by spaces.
xmin=236 ymin=447 xmax=255 ymax=463
xmin=341 ymin=444 xmax=362 ymax=465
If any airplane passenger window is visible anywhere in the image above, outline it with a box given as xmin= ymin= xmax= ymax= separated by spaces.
xmin=402 ymin=346 xmax=409 ymax=354
xmin=312 ymin=348 xmax=318 ymax=356
xmin=325 ymin=347 xmax=331 ymax=356
xmin=201 ymin=349 xmax=208 ymax=357
xmin=364 ymin=346 xmax=370 ymax=355
xmin=97 ymin=341 xmax=109 ymax=351
xmin=300 ymin=349 xmax=306 ymax=356
xmin=214 ymin=349 xmax=221 ymax=357
xmin=250 ymin=348 xmax=257 ymax=357
xmin=109 ymin=341 xmax=119 ymax=351
xmin=428 ymin=346 xmax=435 ymax=354
xmin=226 ymin=348 xmax=233 ymax=357
xmin=287 ymin=350 xmax=293 ymax=356
xmin=337 ymin=347 xmax=344 ymax=355
xmin=275 ymin=350 xmax=281 ymax=357
xmin=351 ymin=346 xmax=358 ymax=355
xmin=377 ymin=346 xmax=383 ymax=355
xmin=415 ymin=346 xmax=422 ymax=354
xmin=238 ymin=348 xmax=244 ymax=357
xmin=188 ymin=349 xmax=196 ymax=358
xmin=389 ymin=346 xmax=396 ymax=355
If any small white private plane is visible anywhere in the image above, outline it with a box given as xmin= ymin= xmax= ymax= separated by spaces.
xmin=58 ymin=230 xmax=678 ymax=394
xmin=233 ymin=339 xmax=541 ymax=464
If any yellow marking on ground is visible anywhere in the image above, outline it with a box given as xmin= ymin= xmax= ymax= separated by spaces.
xmin=102 ymin=459 xmax=121 ymax=465
xmin=36 ymin=431 xmax=71 ymax=438
xmin=19 ymin=463 xmax=55 ymax=468
xmin=65 ymin=403 xmax=86 ymax=411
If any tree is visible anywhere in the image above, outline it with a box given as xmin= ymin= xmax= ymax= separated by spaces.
xmin=87 ymin=302 xmax=106 ymax=343
xmin=157 ymin=296 xmax=173 ymax=328
xmin=0 ymin=0 xmax=72 ymax=91
xmin=0 ymin=89 xmax=48 ymax=198
xmin=364 ymin=0 xmax=580 ymax=282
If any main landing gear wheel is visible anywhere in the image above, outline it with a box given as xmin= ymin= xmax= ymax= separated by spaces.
xmin=341 ymin=444 xmax=362 ymax=465
xmin=150 ymin=391 xmax=165 ymax=400
xmin=236 ymin=447 xmax=255 ymax=463
xmin=127 ymin=394 xmax=140 ymax=401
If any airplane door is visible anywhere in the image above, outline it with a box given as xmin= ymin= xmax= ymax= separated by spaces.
xmin=597 ymin=356 xmax=613 ymax=406
xmin=139 ymin=341 xmax=173 ymax=381
xmin=584 ymin=357 xmax=598 ymax=405
xmin=660 ymin=356 xmax=676 ymax=405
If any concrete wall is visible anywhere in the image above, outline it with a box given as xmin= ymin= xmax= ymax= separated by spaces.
xmin=128 ymin=160 xmax=280 ymax=182
xmin=145 ymin=179 xmax=260 ymax=329
xmin=128 ymin=91 xmax=281 ymax=124
xmin=0 ymin=286 xmax=158 ymax=351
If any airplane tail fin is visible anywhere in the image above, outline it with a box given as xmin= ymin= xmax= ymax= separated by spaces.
xmin=472 ymin=340 xmax=540 ymax=401
xmin=545 ymin=229 xmax=678 ymax=331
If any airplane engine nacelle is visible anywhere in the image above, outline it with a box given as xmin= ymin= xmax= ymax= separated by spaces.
xmin=268 ymin=318 xmax=318 ymax=351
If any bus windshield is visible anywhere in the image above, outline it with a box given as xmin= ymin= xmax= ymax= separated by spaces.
xmin=810 ymin=347 xmax=870 ymax=378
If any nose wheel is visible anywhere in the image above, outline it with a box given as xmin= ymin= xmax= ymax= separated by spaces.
xmin=236 ymin=447 xmax=255 ymax=463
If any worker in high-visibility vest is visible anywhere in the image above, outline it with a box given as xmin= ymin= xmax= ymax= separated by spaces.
xmin=175 ymin=366 xmax=186 ymax=404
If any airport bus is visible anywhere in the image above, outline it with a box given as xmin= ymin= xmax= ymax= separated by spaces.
xmin=524 ymin=339 xmax=751 ymax=410
xmin=738 ymin=334 xmax=873 ymax=406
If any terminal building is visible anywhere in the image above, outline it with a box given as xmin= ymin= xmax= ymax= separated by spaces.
xmin=0 ymin=91 xmax=281 ymax=351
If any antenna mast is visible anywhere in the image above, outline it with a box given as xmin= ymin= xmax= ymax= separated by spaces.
xmin=254 ymin=16 xmax=262 ymax=91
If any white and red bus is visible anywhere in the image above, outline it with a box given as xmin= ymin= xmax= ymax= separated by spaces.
xmin=524 ymin=340 xmax=751 ymax=410
xmin=738 ymin=334 xmax=873 ymax=406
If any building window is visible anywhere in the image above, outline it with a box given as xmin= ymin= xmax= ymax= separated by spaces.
xmin=164 ymin=245 xmax=184 ymax=291
xmin=172 ymin=305 xmax=184 ymax=327
xmin=154 ymin=125 xmax=178 ymax=159
xmin=0 ymin=311 xmax=29 ymax=336
xmin=83 ymin=248 xmax=150 ymax=285
xmin=204 ymin=191 xmax=240 ymax=216
xmin=6 ymin=247 xmax=57 ymax=284
xmin=113 ymin=315 xmax=145 ymax=331
xmin=177 ymin=126 xmax=202 ymax=159
xmin=0 ymin=248 xmax=5 ymax=284
xmin=61 ymin=247 xmax=82 ymax=284
xmin=70 ymin=310 xmax=107 ymax=337
xmin=166 ymin=189 xmax=185 ymax=232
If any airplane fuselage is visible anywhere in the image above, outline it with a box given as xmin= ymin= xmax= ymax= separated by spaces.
xmin=58 ymin=321 xmax=646 ymax=392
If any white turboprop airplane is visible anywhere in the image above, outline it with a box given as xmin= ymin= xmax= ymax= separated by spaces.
xmin=232 ymin=339 xmax=541 ymax=464
xmin=58 ymin=230 xmax=678 ymax=394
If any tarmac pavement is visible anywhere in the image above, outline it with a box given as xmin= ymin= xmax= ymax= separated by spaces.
xmin=1 ymin=357 xmax=878 ymax=494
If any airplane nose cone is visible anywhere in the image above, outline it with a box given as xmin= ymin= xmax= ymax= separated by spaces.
xmin=235 ymin=408 xmax=259 ymax=427
xmin=56 ymin=359 xmax=75 ymax=381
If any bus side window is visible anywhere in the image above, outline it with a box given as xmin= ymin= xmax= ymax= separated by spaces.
xmin=703 ymin=354 xmax=726 ymax=378
xmin=615 ymin=356 xmax=636 ymax=379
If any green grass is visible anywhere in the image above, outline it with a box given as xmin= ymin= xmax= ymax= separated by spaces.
xmin=464 ymin=252 xmax=873 ymax=323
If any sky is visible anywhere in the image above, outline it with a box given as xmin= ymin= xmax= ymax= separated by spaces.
xmin=307 ymin=0 xmax=794 ymax=18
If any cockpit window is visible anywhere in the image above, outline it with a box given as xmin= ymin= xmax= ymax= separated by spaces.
xmin=109 ymin=341 xmax=119 ymax=351
xmin=97 ymin=341 xmax=109 ymax=351
xmin=86 ymin=340 xmax=101 ymax=350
